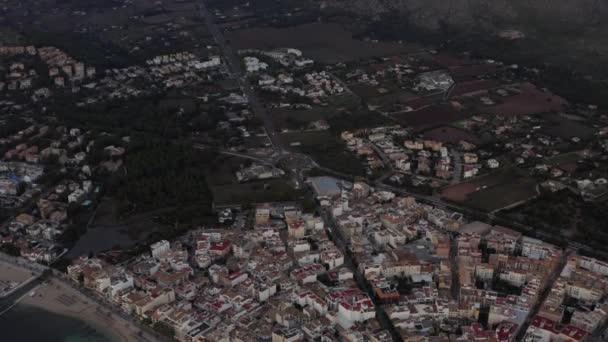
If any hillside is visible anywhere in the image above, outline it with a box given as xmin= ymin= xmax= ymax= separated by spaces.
xmin=319 ymin=0 xmax=605 ymax=32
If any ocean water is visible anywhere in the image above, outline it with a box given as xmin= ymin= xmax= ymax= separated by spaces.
xmin=0 ymin=304 xmax=113 ymax=342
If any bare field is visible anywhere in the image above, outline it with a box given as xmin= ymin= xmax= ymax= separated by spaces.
xmin=484 ymin=82 xmax=567 ymax=116
xmin=211 ymin=179 xmax=301 ymax=206
xmin=226 ymin=23 xmax=422 ymax=63
xmin=422 ymin=126 xmax=480 ymax=144
xmin=0 ymin=261 xmax=33 ymax=283
xmin=391 ymin=105 xmax=468 ymax=130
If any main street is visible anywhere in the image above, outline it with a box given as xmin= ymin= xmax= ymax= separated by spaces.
xmin=197 ymin=0 xmax=283 ymax=151
xmin=514 ymin=250 xmax=570 ymax=341
xmin=320 ymin=207 xmax=402 ymax=341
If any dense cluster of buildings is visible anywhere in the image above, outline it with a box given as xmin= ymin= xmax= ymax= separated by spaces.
xmin=521 ymin=255 xmax=608 ymax=341
xmin=308 ymin=177 xmax=608 ymax=341
xmin=65 ymin=202 xmax=403 ymax=341
xmin=0 ymin=45 xmax=226 ymax=106
xmin=242 ymin=49 xmax=346 ymax=103
xmin=0 ymin=124 xmax=128 ymax=263
xmin=341 ymin=125 xmax=470 ymax=184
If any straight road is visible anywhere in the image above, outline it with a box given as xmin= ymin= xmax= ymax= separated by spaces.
xmin=514 ymin=251 xmax=569 ymax=341
xmin=320 ymin=208 xmax=402 ymax=341
xmin=0 ymin=278 xmax=43 ymax=316
xmin=197 ymin=0 xmax=282 ymax=151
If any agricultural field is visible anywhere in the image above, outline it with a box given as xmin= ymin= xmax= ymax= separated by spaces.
xmin=450 ymin=79 xmax=502 ymax=97
xmin=391 ymin=105 xmax=469 ymax=130
xmin=279 ymin=130 xmax=366 ymax=176
xmin=350 ymin=81 xmax=418 ymax=107
xmin=538 ymin=114 xmax=595 ymax=141
xmin=483 ymin=82 xmax=567 ymax=116
xmin=211 ymin=179 xmax=302 ymax=207
xmin=279 ymin=130 xmax=336 ymax=148
xmin=504 ymin=190 xmax=608 ymax=251
xmin=271 ymin=107 xmax=337 ymax=131
xmin=543 ymin=151 xmax=585 ymax=168
xmin=441 ymin=167 xmax=539 ymax=212
xmin=422 ymin=126 xmax=481 ymax=144
xmin=226 ymin=22 xmax=421 ymax=64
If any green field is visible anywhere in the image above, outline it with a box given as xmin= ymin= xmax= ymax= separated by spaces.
xmin=544 ymin=152 xmax=583 ymax=167
xmin=465 ymin=176 xmax=539 ymax=212
xmin=211 ymin=179 xmax=303 ymax=206
xmin=279 ymin=130 xmax=366 ymax=176
xmin=442 ymin=167 xmax=539 ymax=212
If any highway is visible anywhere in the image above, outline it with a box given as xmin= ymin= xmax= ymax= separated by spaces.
xmin=514 ymin=251 xmax=570 ymax=341
xmin=197 ymin=0 xmax=283 ymax=151
xmin=213 ymin=141 xmax=603 ymax=259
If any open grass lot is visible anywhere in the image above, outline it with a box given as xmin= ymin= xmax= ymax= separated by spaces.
xmin=279 ymin=130 xmax=366 ymax=176
xmin=441 ymin=167 xmax=539 ymax=212
xmin=504 ymin=190 xmax=608 ymax=253
xmin=271 ymin=106 xmax=339 ymax=131
xmin=464 ymin=177 xmax=538 ymax=212
xmin=242 ymin=134 xmax=273 ymax=149
xmin=203 ymin=155 xmax=248 ymax=186
xmin=538 ymin=114 xmax=595 ymax=140
xmin=391 ymin=105 xmax=469 ymax=130
xmin=226 ymin=22 xmax=422 ymax=64
xmin=448 ymin=64 xmax=501 ymax=82
xmin=0 ymin=27 xmax=24 ymax=45
xmin=422 ymin=126 xmax=480 ymax=144
xmin=271 ymin=106 xmax=338 ymax=123
xmin=484 ymin=82 xmax=567 ymax=116
xmin=211 ymin=179 xmax=302 ymax=206
xmin=279 ymin=130 xmax=335 ymax=147
xmin=158 ymin=98 xmax=198 ymax=113
xmin=325 ymin=92 xmax=361 ymax=109
xmin=350 ymin=81 xmax=417 ymax=107
xmin=450 ymin=79 xmax=502 ymax=97
xmin=544 ymin=151 xmax=585 ymax=167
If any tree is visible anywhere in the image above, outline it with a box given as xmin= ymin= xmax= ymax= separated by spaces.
xmin=153 ymin=323 xmax=175 ymax=338
xmin=0 ymin=243 xmax=21 ymax=257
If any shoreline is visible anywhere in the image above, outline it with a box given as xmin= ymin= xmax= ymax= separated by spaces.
xmin=0 ymin=259 xmax=38 ymax=298
xmin=18 ymin=279 xmax=146 ymax=342
xmin=16 ymin=301 xmax=123 ymax=342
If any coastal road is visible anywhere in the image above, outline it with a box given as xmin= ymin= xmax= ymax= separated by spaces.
xmin=0 ymin=278 xmax=43 ymax=316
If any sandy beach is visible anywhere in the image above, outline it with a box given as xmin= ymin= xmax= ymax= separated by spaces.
xmin=0 ymin=260 xmax=38 ymax=297
xmin=20 ymin=279 xmax=154 ymax=342
xmin=0 ymin=260 xmax=36 ymax=283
